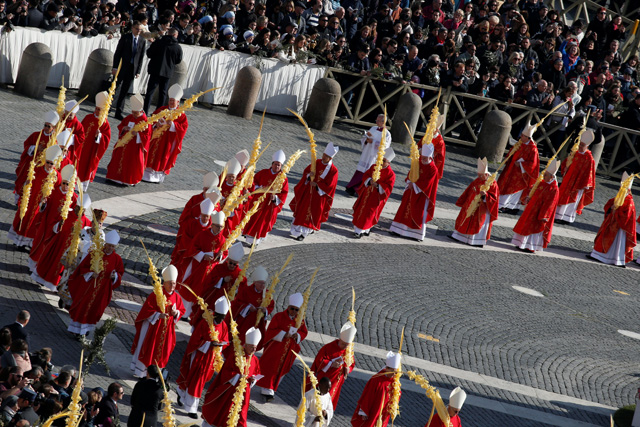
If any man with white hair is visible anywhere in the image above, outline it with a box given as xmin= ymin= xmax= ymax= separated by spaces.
xmin=131 ymin=265 xmax=185 ymax=378
xmin=176 ymin=296 xmax=230 ymax=419
xmin=243 ymin=150 xmax=289 ymax=246
xmin=257 ymin=292 xmax=309 ymax=400
xmin=511 ymin=159 xmax=560 ymax=253
xmin=61 ymin=100 xmax=86 ymax=164
xmin=77 ymin=91 xmax=112 ymax=191
xmin=390 ymin=143 xmax=439 ymax=241
xmin=345 ymin=114 xmax=391 ymax=196
xmin=67 ymin=230 xmax=124 ymax=338
xmin=426 ymin=387 xmax=467 ymax=427
xmin=351 ymin=351 xmax=401 ymax=426
xmin=143 ymin=84 xmax=189 ymax=183
xmin=289 ymin=143 xmax=340 ymax=241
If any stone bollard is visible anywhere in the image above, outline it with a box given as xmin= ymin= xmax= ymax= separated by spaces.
xmin=590 ymin=134 xmax=605 ymax=171
xmin=476 ymin=110 xmax=512 ymax=163
xmin=78 ymin=49 xmax=114 ymax=102
xmin=152 ymin=61 xmax=188 ymax=104
xmin=14 ymin=43 xmax=53 ymax=99
xmin=304 ymin=78 xmax=341 ymax=132
xmin=227 ymin=66 xmax=261 ymax=120
xmin=391 ymin=92 xmax=422 ymax=145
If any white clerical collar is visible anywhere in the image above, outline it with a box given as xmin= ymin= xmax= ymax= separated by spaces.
xmin=44 ymin=130 xmax=52 ymax=136
xmin=200 ymin=218 xmax=209 ymax=226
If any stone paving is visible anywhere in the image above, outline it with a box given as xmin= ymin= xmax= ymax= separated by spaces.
xmin=0 ymin=87 xmax=639 ymax=427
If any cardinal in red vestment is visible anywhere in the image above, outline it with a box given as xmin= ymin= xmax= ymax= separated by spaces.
xmin=452 ymin=158 xmax=500 ymax=247
xmin=77 ymin=92 xmax=112 ymax=191
xmin=512 ymin=159 xmax=560 ymax=253
xmin=143 ymin=84 xmax=189 ymax=183
xmin=257 ymin=292 xmax=309 ymax=398
xmin=307 ymin=321 xmax=356 ymax=409
xmin=424 ymin=386 xmax=467 ymax=427
xmin=497 ymin=123 xmax=540 ymax=214
xmin=176 ymin=296 xmax=230 ymax=418
xmin=105 ymin=94 xmax=152 ymax=186
xmin=178 ymin=172 xmax=219 ymax=226
xmin=417 ymin=114 xmax=446 ymax=180
xmin=219 ymin=158 xmax=248 ymax=238
xmin=14 ymin=111 xmax=59 ymax=202
xmin=62 ymin=100 xmax=86 ymax=165
xmin=590 ymin=173 xmax=637 ymax=266
xmin=201 ymin=327 xmax=262 ymax=427
xmin=351 ymin=351 xmax=402 ymax=427
xmin=243 ymin=150 xmax=289 ymax=246
xmin=352 ymin=147 xmax=396 ymax=238
xmin=9 ymin=146 xmax=62 ymax=248
xmin=289 ymin=143 xmax=339 ymax=241
xmin=390 ymin=144 xmax=439 ymax=241
xmin=555 ymin=130 xmax=596 ymax=224
xmin=68 ymin=230 xmax=123 ymax=336
xmin=130 ymin=265 xmax=186 ymax=377
xmin=171 ymin=199 xmax=213 ymax=267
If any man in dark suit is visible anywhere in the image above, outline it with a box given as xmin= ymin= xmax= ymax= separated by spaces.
xmin=94 ymin=382 xmax=124 ymax=426
xmin=143 ymin=27 xmax=183 ymax=114
xmin=2 ymin=310 xmax=29 ymax=345
xmin=113 ymin=21 xmax=147 ymax=120
xmin=127 ymin=365 xmax=163 ymax=427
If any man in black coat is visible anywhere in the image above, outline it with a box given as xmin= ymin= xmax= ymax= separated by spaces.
xmin=2 ymin=310 xmax=29 ymax=345
xmin=127 ymin=365 xmax=163 ymax=427
xmin=113 ymin=21 xmax=147 ymax=120
xmin=143 ymin=27 xmax=183 ymax=114
xmin=94 ymin=382 xmax=124 ymax=426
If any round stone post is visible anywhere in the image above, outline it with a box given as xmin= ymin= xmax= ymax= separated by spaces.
xmin=227 ymin=66 xmax=262 ymax=120
xmin=78 ymin=48 xmax=114 ymax=101
xmin=590 ymin=134 xmax=605 ymax=172
xmin=152 ymin=61 xmax=188 ymax=104
xmin=14 ymin=43 xmax=53 ymax=99
xmin=476 ymin=110 xmax=512 ymax=163
xmin=303 ymin=78 xmax=341 ymax=132
xmin=391 ymin=92 xmax=422 ymax=145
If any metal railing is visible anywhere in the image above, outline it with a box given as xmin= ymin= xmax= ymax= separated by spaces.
xmin=326 ymin=68 xmax=640 ymax=179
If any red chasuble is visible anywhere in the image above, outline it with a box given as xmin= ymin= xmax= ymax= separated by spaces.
xmin=256 ymin=310 xmax=308 ymax=392
xmin=201 ymin=351 xmax=260 ymax=427
xmin=391 ymin=161 xmax=439 ymax=229
xmin=77 ymin=113 xmax=112 ymax=183
xmin=179 ymin=193 xmax=206 ymax=226
xmin=176 ymin=317 xmax=229 ymax=398
xmin=454 ymin=177 xmax=499 ymax=236
xmin=243 ymin=168 xmax=288 ymax=239
xmin=513 ymin=179 xmax=559 ymax=248
xmin=64 ymin=116 xmax=86 ymax=164
xmin=171 ymin=216 xmax=211 ymax=267
xmin=131 ymin=290 xmax=185 ymax=369
xmin=427 ymin=413 xmax=461 ymax=427
xmin=220 ymin=180 xmax=245 ymax=238
xmin=497 ymin=141 xmax=539 ymax=197
xmin=307 ymin=339 xmax=355 ymax=409
xmin=558 ymin=150 xmax=595 ymax=213
xmin=351 ymin=369 xmax=398 ymax=427
xmin=229 ymin=282 xmax=275 ymax=347
xmin=178 ymin=229 xmax=226 ymax=301
xmin=417 ymin=132 xmax=446 ymax=180
xmin=352 ymin=164 xmax=396 ymax=231
xmin=29 ymin=185 xmax=69 ymax=264
xmin=68 ymin=250 xmax=124 ymax=325
xmin=190 ymin=263 xmax=245 ymax=327
xmin=594 ymin=195 xmax=637 ymax=262
xmin=105 ymin=113 xmax=152 ymax=185
xmin=11 ymin=166 xmax=60 ymax=240
xmin=15 ymin=132 xmax=55 ymax=195
xmin=146 ymin=107 xmax=188 ymax=174
xmin=290 ymin=159 xmax=339 ymax=230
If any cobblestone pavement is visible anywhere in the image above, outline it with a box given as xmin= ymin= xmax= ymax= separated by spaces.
xmin=0 ymin=87 xmax=638 ymax=427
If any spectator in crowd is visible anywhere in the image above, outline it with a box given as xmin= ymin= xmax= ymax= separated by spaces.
xmin=143 ymin=27 xmax=183 ymax=114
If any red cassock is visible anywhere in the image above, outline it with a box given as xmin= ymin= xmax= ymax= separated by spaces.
xmin=454 ymin=177 xmax=499 ymax=236
xmin=190 ymin=263 xmax=245 ymax=327
xmin=145 ymin=108 xmax=188 ymax=174
xmin=171 ymin=216 xmax=211 ymax=267
xmin=179 ymin=192 xmax=206 ymax=226
xmin=230 ymin=282 xmax=275 ymax=347
xmin=29 ymin=185 xmax=70 ymax=265
xmin=64 ymin=116 xmax=86 ymax=164
xmin=558 ymin=151 xmax=595 ymax=213
xmin=176 ymin=317 xmax=229 ymax=398
xmin=427 ymin=413 xmax=461 ymax=427
xmin=513 ymin=180 xmax=559 ymax=248
xmin=68 ymin=250 xmax=124 ymax=325
xmin=289 ymin=159 xmax=339 ymax=230
xmin=390 ymin=161 xmax=439 ymax=236
xmin=497 ymin=141 xmax=539 ymax=197
xmin=351 ymin=369 xmax=398 ymax=427
xmin=220 ymin=180 xmax=245 ymax=238
xmin=243 ymin=168 xmax=288 ymax=240
xmin=105 ymin=114 xmax=152 ymax=185
xmin=131 ymin=290 xmax=185 ymax=369
xmin=11 ymin=166 xmax=60 ymax=242
xmin=256 ymin=311 xmax=308 ymax=392
xmin=306 ymin=339 xmax=355 ymax=409
xmin=352 ymin=164 xmax=396 ymax=231
xmin=418 ymin=132 xmax=446 ymax=180
xmin=15 ymin=132 xmax=55 ymax=196
xmin=77 ymin=113 xmax=112 ymax=183
xmin=177 ymin=229 xmax=226 ymax=302
xmin=594 ymin=195 xmax=637 ymax=263
xmin=201 ymin=351 xmax=260 ymax=427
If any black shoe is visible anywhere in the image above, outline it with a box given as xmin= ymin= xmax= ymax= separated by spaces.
xmin=508 ymin=208 xmax=520 ymax=215
xmin=295 ymin=235 xmax=304 ymax=241
xmin=187 ymin=413 xmax=198 ymax=419
xmin=176 ymin=396 xmax=183 ymax=407
xmin=58 ymin=298 xmax=65 ymax=309
xmin=363 ymin=230 xmax=370 ymax=236
xmin=345 ymin=187 xmax=356 ymax=197
xmin=353 ymin=233 xmax=362 ymax=239
xmin=114 ymin=112 xmax=124 ymax=120
xmin=264 ymin=395 xmax=274 ymax=402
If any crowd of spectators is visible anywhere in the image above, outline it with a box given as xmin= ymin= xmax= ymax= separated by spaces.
xmin=0 ymin=0 xmax=639 ymax=131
